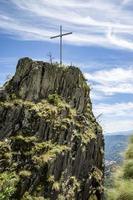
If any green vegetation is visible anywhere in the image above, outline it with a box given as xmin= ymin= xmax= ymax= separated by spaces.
xmin=58 ymin=176 xmax=80 ymax=200
xmin=107 ymin=135 xmax=133 ymax=200
xmin=0 ymin=58 xmax=103 ymax=200
xmin=73 ymin=126 xmax=96 ymax=146
xmin=125 ymin=143 xmax=133 ymax=159
xmin=19 ymin=170 xmax=32 ymax=178
xmin=48 ymin=94 xmax=63 ymax=106
xmin=92 ymin=168 xmax=103 ymax=182
xmin=0 ymin=135 xmax=70 ymax=199
xmin=0 ymin=95 xmax=99 ymax=199
xmin=9 ymin=93 xmax=17 ymax=100
xmin=33 ymin=143 xmax=69 ymax=166
xmin=0 ymin=97 xmax=76 ymax=123
xmin=88 ymin=195 xmax=97 ymax=200
xmin=22 ymin=192 xmax=45 ymax=200
xmin=0 ymin=172 xmax=19 ymax=200
xmin=81 ymin=128 xmax=96 ymax=144
xmin=52 ymin=182 xmax=60 ymax=192
xmin=123 ymin=160 xmax=133 ymax=179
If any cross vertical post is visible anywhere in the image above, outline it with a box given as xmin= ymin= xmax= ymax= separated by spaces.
xmin=60 ymin=25 xmax=62 ymax=66
xmin=50 ymin=25 xmax=72 ymax=66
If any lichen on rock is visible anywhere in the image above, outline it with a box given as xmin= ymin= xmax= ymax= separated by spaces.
xmin=0 ymin=58 xmax=104 ymax=200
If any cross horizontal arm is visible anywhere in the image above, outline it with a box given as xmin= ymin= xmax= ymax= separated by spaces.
xmin=50 ymin=34 xmax=61 ymax=39
xmin=61 ymin=32 xmax=72 ymax=37
xmin=50 ymin=32 xmax=72 ymax=39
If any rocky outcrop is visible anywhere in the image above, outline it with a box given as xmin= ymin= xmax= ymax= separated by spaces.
xmin=5 ymin=57 xmax=89 ymax=113
xmin=0 ymin=58 xmax=104 ymax=200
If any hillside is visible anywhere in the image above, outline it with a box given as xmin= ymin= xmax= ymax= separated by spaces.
xmin=107 ymin=135 xmax=133 ymax=200
xmin=104 ymin=134 xmax=130 ymax=189
xmin=105 ymin=134 xmax=130 ymax=164
xmin=0 ymin=58 xmax=104 ymax=200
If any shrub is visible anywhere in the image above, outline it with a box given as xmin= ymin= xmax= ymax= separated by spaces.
xmin=117 ymin=192 xmax=133 ymax=200
xmin=126 ymin=144 xmax=133 ymax=159
xmin=52 ymin=182 xmax=60 ymax=191
xmin=19 ymin=170 xmax=31 ymax=178
xmin=107 ymin=135 xmax=133 ymax=200
xmin=130 ymin=136 xmax=133 ymax=144
xmin=123 ymin=160 xmax=133 ymax=179
xmin=48 ymin=94 xmax=62 ymax=106
xmin=22 ymin=192 xmax=45 ymax=200
xmin=0 ymin=172 xmax=19 ymax=200
xmin=89 ymin=194 xmax=97 ymax=200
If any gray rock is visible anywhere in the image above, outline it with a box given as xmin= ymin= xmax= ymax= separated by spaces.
xmin=5 ymin=58 xmax=90 ymax=113
xmin=0 ymin=58 xmax=104 ymax=200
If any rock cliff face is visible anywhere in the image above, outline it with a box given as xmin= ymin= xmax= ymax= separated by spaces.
xmin=0 ymin=58 xmax=104 ymax=200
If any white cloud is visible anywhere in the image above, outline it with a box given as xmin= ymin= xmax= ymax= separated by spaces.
xmin=0 ymin=1 xmax=133 ymax=134
xmin=93 ymin=102 xmax=133 ymax=133
xmin=84 ymin=67 xmax=133 ymax=96
xmin=0 ymin=0 xmax=133 ymax=50
xmin=107 ymin=29 xmax=133 ymax=50
xmin=122 ymin=0 xmax=133 ymax=5
xmin=94 ymin=102 xmax=133 ymax=116
xmin=85 ymin=67 xmax=133 ymax=83
xmin=102 ymin=118 xmax=133 ymax=133
xmin=94 ymin=83 xmax=133 ymax=95
xmin=85 ymin=67 xmax=133 ymax=133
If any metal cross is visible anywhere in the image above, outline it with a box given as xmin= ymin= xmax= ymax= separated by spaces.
xmin=50 ymin=25 xmax=72 ymax=66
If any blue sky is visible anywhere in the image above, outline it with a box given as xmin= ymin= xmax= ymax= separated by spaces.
xmin=0 ymin=0 xmax=133 ymax=134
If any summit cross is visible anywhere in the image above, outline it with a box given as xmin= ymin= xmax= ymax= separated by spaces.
xmin=50 ymin=25 xmax=72 ymax=66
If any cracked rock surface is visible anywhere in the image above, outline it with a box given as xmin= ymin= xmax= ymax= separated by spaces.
xmin=0 ymin=58 xmax=104 ymax=200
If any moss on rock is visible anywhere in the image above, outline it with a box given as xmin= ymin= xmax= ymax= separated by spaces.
xmin=0 ymin=58 xmax=104 ymax=200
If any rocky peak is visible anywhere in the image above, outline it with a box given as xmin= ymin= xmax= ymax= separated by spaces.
xmin=0 ymin=58 xmax=104 ymax=200
xmin=5 ymin=57 xmax=90 ymax=113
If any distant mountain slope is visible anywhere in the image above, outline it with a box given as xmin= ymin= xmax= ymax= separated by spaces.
xmin=106 ymin=130 xmax=133 ymax=136
xmin=105 ymin=134 xmax=130 ymax=163
xmin=104 ymin=133 xmax=131 ymax=188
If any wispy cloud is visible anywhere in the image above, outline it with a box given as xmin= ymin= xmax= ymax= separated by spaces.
xmin=0 ymin=1 xmax=133 ymax=134
xmin=94 ymin=102 xmax=133 ymax=116
xmin=107 ymin=29 xmax=133 ymax=50
xmin=85 ymin=66 xmax=133 ymax=133
xmin=0 ymin=0 xmax=133 ymax=50
xmin=122 ymin=0 xmax=133 ymax=5
xmin=93 ymin=102 xmax=133 ymax=133
xmin=85 ymin=67 xmax=133 ymax=96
